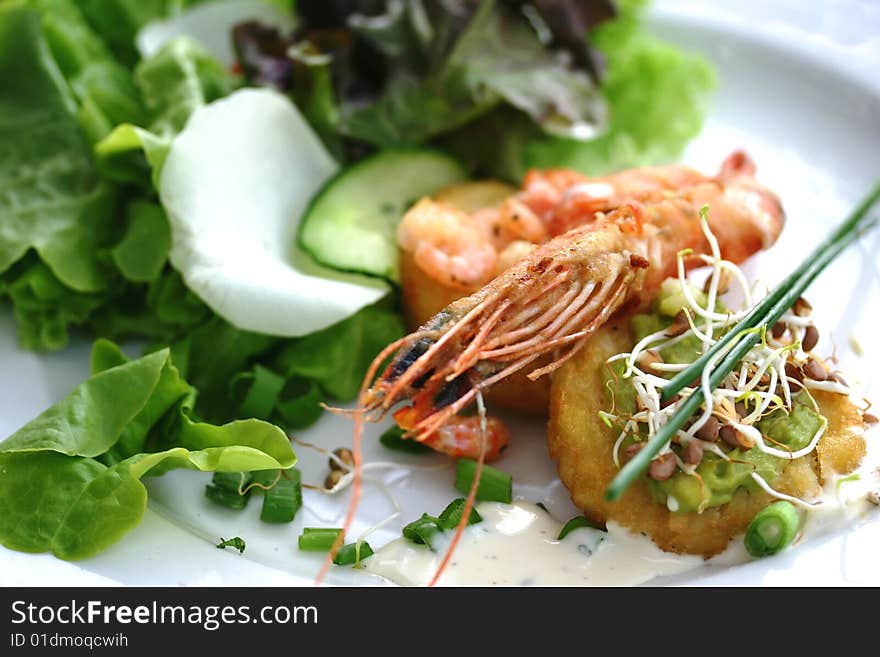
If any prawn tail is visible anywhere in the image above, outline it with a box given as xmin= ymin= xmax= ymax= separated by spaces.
xmin=393 ymin=410 xmax=511 ymax=460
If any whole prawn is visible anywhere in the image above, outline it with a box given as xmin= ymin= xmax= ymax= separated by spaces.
xmin=316 ymin=151 xmax=784 ymax=585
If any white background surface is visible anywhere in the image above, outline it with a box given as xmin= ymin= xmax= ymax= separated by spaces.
xmin=1 ymin=0 xmax=879 ymax=586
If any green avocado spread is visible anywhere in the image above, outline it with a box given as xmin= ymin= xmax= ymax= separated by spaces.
xmin=605 ymin=279 xmax=825 ymax=514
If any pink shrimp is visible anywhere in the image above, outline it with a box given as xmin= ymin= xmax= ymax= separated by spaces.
xmin=397 ymin=198 xmax=497 ymax=290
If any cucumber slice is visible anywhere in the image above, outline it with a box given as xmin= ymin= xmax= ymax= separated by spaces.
xmin=298 ymin=149 xmax=467 ymax=283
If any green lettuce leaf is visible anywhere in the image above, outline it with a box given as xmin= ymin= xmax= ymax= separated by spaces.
xmin=0 ymin=452 xmax=148 ymax=561
xmin=1 ymin=8 xmax=238 ymax=350
xmin=0 ymin=442 xmax=293 ymax=560
xmin=85 ymin=269 xmax=210 ymax=348
xmin=75 ymin=0 xmax=173 ymax=66
xmin=93 ymin=36 xmax=238 ymax=188
xmin=32 ymin=0 xmax=146 ymax=143
xmin=271 ymin=304 xmax=405 ymax=401
xmin=229 ymin=367 xmax=324 ymax=430
xmin=111 ymin=201 xmax=172 ymax=283
xmin=165 ymin=317 xmax=279 ymax=423
xmin=94 ymin=123 xmax=172 ymax=189
xmin=0 ymin=3 xmax=119 ymax=294
xmin=0 ymin=339 xmax=295 ymax=560
xmin=136 ymin=36 xmax=240 ymax=135
xmin=2 ymin=257 xmax=107 ymax=351
xmin=2 ymin=343 xmax=183 ymax=459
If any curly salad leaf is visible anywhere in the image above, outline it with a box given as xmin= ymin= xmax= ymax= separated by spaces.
xmin=440 ymin=0 xmax=715 ymax=180
xmin=519 ymin=0 xmax=716 ymax=176
xmin=233 ymin=0 xmax=613 ymax=154
xmin=0 ymin=339 xmax=295 ymax=560
xmin=338 ymin=0 xmax=608 ymax=145
xmin=231 ymin=0 xmax=712 ymax=179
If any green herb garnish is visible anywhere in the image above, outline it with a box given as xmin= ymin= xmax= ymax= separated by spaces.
xmin=454 ymin=459 xmax=512 ymax=503
xmin=557 ymin=516 xmax=603 ymax=540
xmin=216 ymin=537 xmax=246 ymax=554
xmin=379 ymin=425 xmax=433 ymax=454
xmin=332 ymin=541 xmax=374 ymax=566
xmin=259 ymin=469 xmax=302 ymax=523
xmin=298 ymin=528 xmax=343 ymax=552
xmin=402 ymin=514 xmax=444 ymax=550
xmin=437 ymin=498 xmax=483 ymax=530
xmin=205 ymin=472 xmax=252 ymax=510
xmin=744 ymin=501 xmax=800 ymax=558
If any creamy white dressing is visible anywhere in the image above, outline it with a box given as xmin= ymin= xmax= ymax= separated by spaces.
xmin=361 ymin=500 xmax=702 ymax=586
xmin=360 ymin=422 xmax=878 ymax=587
xmin=799 ymin=422 xmax=880 ymax=542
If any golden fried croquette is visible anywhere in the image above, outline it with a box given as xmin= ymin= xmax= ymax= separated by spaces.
xmin=547 ymin=312 xmax=867 ymax=558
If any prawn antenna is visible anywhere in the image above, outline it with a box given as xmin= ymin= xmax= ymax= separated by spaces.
xmin=428 ymin=385 xmax=488 ymax=586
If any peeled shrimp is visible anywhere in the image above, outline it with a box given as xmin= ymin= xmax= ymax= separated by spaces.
xmin=399 ymin=151 xmax=782 ymax=294
xmin=397 ymin=198 xmax=497 ymax=289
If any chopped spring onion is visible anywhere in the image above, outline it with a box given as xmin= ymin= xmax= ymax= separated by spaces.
xmin=379 ymin=424 xmax=433 ymax=454
xmin=557 ymin=516 xmax=604 ymax=540
xmin=402 ymin=514 xmax=443 ymax=549
xmin=248 ymin=469 xmax=282 ymax=489
xmin=454 ymin=459 xmax=512 ymax=503
xmin=744 ymin=501 xmax=800 ymax=557
xmin=205 ymin=472 xmax=252 ymax=510
xmin=205 ymin=487 xmax=250 ymax=509
xmin=606 ymin=183 xmax=880 ymax=502
xmin=216 ymin=537 xmax=246 ymax=553
xmin=332 ymin=541 xmax=375 ymax=566
xmin=298 ymin=528 xmax=344 ymax=552
xmin=437 ymin=498 xmax=483 ymax=530
xmin=260 ymin=469 xmax=302 ymax=523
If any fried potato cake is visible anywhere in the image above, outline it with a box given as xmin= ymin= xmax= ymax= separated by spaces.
xmin=547 ymin=312 xmax=867 ymax=558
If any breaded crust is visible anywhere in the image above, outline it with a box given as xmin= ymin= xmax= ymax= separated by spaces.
xmin=547 ymin=313 xmax=867 ymax=558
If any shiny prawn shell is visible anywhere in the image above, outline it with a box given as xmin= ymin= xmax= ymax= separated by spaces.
xmin=364 ymin=215 xmax=650 ymax=447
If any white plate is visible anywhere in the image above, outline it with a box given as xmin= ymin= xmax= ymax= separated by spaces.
xmin=2 ymin=0 xmax=879 ymax=587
